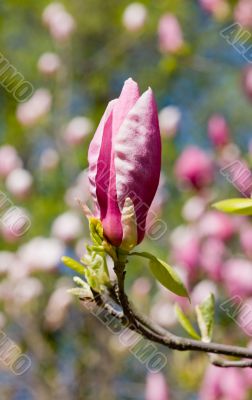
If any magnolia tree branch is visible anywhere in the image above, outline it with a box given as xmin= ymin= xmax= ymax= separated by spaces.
xmin=112 ymin=260 xmax=252 ymax=369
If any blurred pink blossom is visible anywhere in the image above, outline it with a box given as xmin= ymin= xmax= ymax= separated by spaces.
xmin=63 ymin=117 xmax=93 ymax=146
xmin=158 ymin=106 xmax=181 ymax=138
xmin=223 ymin=258 xmax=252 ymax=297
xmin=122 ymin=2 xmax=147 ymax=32
xmin=12 ymin=277 xmax=43 ymax=305
xmin=1 ymin=207 xmax=30 ymax=243
xmin=191 ymin=280 xmax=218 ymax=307
xmin=42 ymin=2 xmax=76 ymax=42
xmin=234 ymin=0 xmax=252 ymax=28
xmin=0 ymin=277 xmax=43 ymax=307
xmin=220 ymin=159 xmax=252 ymax=197
xmin=238 ymin=297 xmax=252 ymax=336
xmin=37 ymin=52 xmax=61 ymax=76
xmin=64 ymin=169 xmax=91 ymax=208
xmin=44 ymin=283 xmax=72 ymax=331
xmin=0 ymin=145 xmax=22 ymax=179
xmin=198 ymin=211 xmax=234 ymax=241
xmin=18 ymin=237 xmax=65 ymax=272
xmin=51 ymin=211 xmax=83 ymax=243
xmin=131 ymin=277 xmax=151 ymax=299
xmin=16 ymin=89 xmax=52 ymax=127
xmin=150 ymin=300 xmax=177 ymax=328
xmin=199 ymin=0 xmax=229 ymax=19
xmin=5 ymin=168 xmax=33 ymax=199
xmin=170 ymin=226 xmax=200 ymax=276
xmin=242 ymin=66 xmax=252 ymax=101
xmin=240 ymin=224 xmax=252 ymax=258
xmin=145 ymin=372 xmax=170 ymax=400
xmin=42 ymin=2 xmax=65 ymax=24
xmin=39 ymin=148 xmax=59 ymax=172
xmin=200 ymin=238 xmax=226 ymax=281
xmin=200 ymin=365 xmax=247 ymax=400
xmin=174 ymin=146 xmax=214 ymax=189
xmin=182 ymin=195 xmax=207 ymax=222
xmin=208 ymin=114 xmax=230 ymax=148
xmin=0 ymin=251 xmax=16 ymax=275
xmin=158 ymin=14 xmax=184 ymax=54
xmin=218 ymin=143 xmax=241 ymax=166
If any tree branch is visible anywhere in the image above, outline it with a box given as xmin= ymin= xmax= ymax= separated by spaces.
xmin=113 ymin=259 xmax=252 ymax=368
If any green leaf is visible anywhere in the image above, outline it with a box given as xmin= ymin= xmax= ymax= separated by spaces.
xmin=195 ymin=294 xmax=215 ymax=342
xmin=61 ymin=256 xmax=84 ymax=275
xmin=175 ymin=304 xmax=200 ymax=340
xmin=89 ymin=217 xmax=104 ymax=245
xmin=212 ymin=198 xmax=252 ymax=215
xmin=81 ymin=251 xmax=109 ymax=292
xmin=67 ymin=287 xmax=93 ymax=299
xmin=130 ymin=252 xmax=189 ymax=298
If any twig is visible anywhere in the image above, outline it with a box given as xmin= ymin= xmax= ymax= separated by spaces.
xmin=210 ymin=355 xmax=252 ymax=368
xmin=113 ymin=259 xmax=252 ymax=368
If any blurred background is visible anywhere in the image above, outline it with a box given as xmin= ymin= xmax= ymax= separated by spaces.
xmin=1 ymin=0 xmax=252 ymax=399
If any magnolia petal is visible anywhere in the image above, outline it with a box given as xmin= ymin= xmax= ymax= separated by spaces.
xmin=114 ymin=88 xmax=161 ymax=243
xmin=120 ymin=197 xmax=138 ymax=251
xmin=100 ymin=78 xmax=140 ymax=246
xmin=88 ymin=99 xmax=117 ymax=217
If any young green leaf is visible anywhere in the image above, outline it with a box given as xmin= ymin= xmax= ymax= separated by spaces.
xmin=175 ymin=304 xmax=201 ymax=340
xmin=130 ymin=252 xmax=189 ymax=298
xmin=61 ymin=256 xmax=84 ymax=275
xmin=212 ymin=198 xmax=252 ymax=215
xmin=68 ymin=287 xmax=93 ymax=299
xmin=89 ymin=217 xmax=104 ymax=245
xmin=195 ymin=294 xmax=215 ymax=342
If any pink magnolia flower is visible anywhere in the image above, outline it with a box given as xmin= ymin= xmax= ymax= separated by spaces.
xmin=88 ymin=78 xmax=161 ymax=248
xmin=200 ymin=238 xmax=226 ymax=281
xmin=158 ymin=14 xmax=184 ymax=54
xmin=198 ymin=211 xmax=234 ymax=241
xmin=18 ymin=237 xmax=65 ymax=272
xmin=145 ymin=372 xmax=170 ymax=400
xmin=200 ymin=365 xmax=247 ymax=400
xmin=51 ymin=211 xmax=83 ymax=243
xmin=0 ymin=145 xmax=22 ymax=179
xmin=63 ymin=117 xmax=93 ymax=146
xmin=1 ymin=207 xmax=30 ymax=243
xmin=42 ymin=2 xmax=75 ymax=43
xmin=170 ymin=226 xmax=200 ymax=277
xmin=5 ymin=168 xmax=33 ymax=199
xmin=223 ymin=258 xmax=252 ymax=298
xmin=174 ymin=146 xmax=214 ymax=189
xmin=218 ymin=143 xmax=241 ymax=166
xmin=122 ymin=2 xmax=147 ymax=32
xmin=16 ymin=89 xmax=52 ymax=127
xmin=240 ymin=224 xmax=252 ymax=258
xmin=182 ymin=195 xmax=207 ymax=222
xmin=199 ymin=0 xmax=229 ymax=19
xmin=37 ymin=52 xmax=61 ymax=76
xmin=44 ymin=284 xmax=72 ymax=331
xmin=234 ymin=0 xmax=252 ymax=28
xmin=208 ymin=114 xmax=230 ymax=148
xmin=158 ymin=106 xmax=181 ymax=138
xmin=39 ymin=148 xmax=59 ymax=172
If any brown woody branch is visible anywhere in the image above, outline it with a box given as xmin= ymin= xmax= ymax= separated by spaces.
xmin=112 ymin=260 xmax=252 ymax=369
